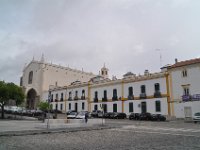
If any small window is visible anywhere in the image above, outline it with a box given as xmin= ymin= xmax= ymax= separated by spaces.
xmin=61 ymin=93 xmax=63 ymax=101
xmin=129 ymin=102 xmax=133 ymax=113
xmin=182 ymin=70 xmax=187 ymax=77
xmin=104 ymin=90 xmax=107 ymax=98
xmin=113 ymin=89 xmax=117 ymax=97
xmin=94 ymin=105 xmax=98 ymax=110
xmin=75 ymin=91 xmax=78 ymax=97
xmin=155 ymin=101 xmax=161 ymax=112
xmin=60 ymin=104 xmax=63 ymax=110
xmin=141 ymin=85 xmax=146 ymax=93
xmin=69 ymin=92 xmax=72 ymax=98
xmin=128 ymin=87 xmax=133 ymax=96
xmin=183 ymin=87 xmax=190 ymax=96
xmin=56 ymin=93 xmax=58 ymax=100
xmin=82 ymin=90 xmax=85 ymax=96
xmin=95 ymin=91 xmax=98 ymax=98
xmin=69 ymin=103 xmax=71 ymax=110
xmin=28 ymin=71 xmax=33 ymax=84
xmin=82 ymin=102 xmax=85 ymax=110
xmin=113 ymin=104 xmax=117 ymax=112
xmin=155 ymin=83 xmax=160 ymax=92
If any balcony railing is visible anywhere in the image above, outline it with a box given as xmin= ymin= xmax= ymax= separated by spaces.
xmin=94 ymin=97 xmax=98 ymax=102
xmin=74 ymin=96 xmax=79 ymax=100
xmin=81 ymin=96 xmax=85 ymax=100
xmin=60 ymin=98 xmax=63 ymax=101
xmin=154 ymin=91 xmax=161 ymax=98
xmin=102 ymin=97 xmax=108 ymax=102
xmin=55 ymin=99 xmax=58 ymax=102
xmin=140 ymin=93 xmax=147 ymax=99
xmin=68 ymin=97 xmax=72 ymax=101
xmin=128 ymin=95 xmax=134 ymax=100
xmin=112 ymin=96 xmax=118 ymax=101
xmin=182 ymin=95 xmax=191 ymax=101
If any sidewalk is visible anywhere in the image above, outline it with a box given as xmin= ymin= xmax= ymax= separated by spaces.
xmin=0 ymin=119 xmax=114 ymax=137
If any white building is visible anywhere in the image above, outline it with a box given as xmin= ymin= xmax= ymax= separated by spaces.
xmin=168 ymin=58 xmax=200 ymax=119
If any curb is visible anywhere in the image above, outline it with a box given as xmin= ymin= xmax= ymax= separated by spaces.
xmin=0 ymin=125 xmax=116 ymax=137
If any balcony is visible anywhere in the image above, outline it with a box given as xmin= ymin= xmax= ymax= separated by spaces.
xmin=140 ymin=93 xmax=147 ymax=99
xmin=94 ymin=97 xmax=98 ymax=102
xmin=182 ymin=95 xmax=191 ymax=101
xmin=128 ymin=95 xmax=134 ymax=100
xmin=154 ymin=91 xmax=161 ymax=98
xmin=81 ymin=96 xmax=85 ymax=100
xmin=74 ymin=96 xmax=79 ymax=100
xmin=60 ymin=98 xmax=64 ymax=101
xmin=68 ymin=97 xmax=72 ymax=101
xmin=55 ymin=99 xmax=58 ymax=102
xmin=102 ymin=97 xmax=108 ymax=102
xmin=112 ymin=96 xmax=118 ymax=101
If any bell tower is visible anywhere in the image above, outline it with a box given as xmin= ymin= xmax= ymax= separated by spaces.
xmin=101 ymin=63 xmax=109 ymax=78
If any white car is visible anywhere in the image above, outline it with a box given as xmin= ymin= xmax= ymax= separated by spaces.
xmin=67 ymin=112 xmax=78 ymax=119
xmin=76 ymin=111 xmax=88 ymax=119
xmin=193 ymin=112 xmax=200 ymax=123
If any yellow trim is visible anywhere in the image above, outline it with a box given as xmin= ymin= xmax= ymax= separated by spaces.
xmin=87 ymin=82 xmax=91 ymax=112
xmin=165 ymin=73 xmax=171 ymax=116
xmin=169 ymin=73 xmax=175 ymax=116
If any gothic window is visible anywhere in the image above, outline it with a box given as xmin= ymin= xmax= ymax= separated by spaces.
xmin=28 ymin=71 xmax=33 ymax=84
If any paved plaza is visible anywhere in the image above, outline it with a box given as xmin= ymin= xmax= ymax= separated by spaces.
xmin=0 ymin=119 xmax=200 ymax=150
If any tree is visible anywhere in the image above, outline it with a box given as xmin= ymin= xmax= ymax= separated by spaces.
xmin=38 ymin=101 xmax=52 ymax=112
xmin=0 ymin=81 xmax=25 ymax=119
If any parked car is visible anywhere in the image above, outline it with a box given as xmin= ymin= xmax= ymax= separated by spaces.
xmin=76 ymin=111 xmax=89 ymax=119
xmin=139 ymin=112 xmax=152 ymax=120
xmin=67 ymin=112 xmax=78 ymax=119
xmin=91 ymin=110 xmax=102 ymax=118
xmin=111 ymin=112 xmax=127 ymax=119
xmin=66 ymin=110 xmax=77 ymax=115
xmin=151 ymin=114 xmax=166 ymax=121
xmin=103 ymin=112 xmax=114 ymax=118
xmin=193 ymin=112 xmax=200 ymax=123
xmin=129 ymin=113 xmax=140 ymax=120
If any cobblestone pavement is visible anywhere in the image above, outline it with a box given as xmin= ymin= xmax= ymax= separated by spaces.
xmin=0 ymin=119 xmax=200 ymax=150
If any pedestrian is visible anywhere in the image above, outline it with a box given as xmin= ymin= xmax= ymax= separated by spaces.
xmin=85 ymin=112 xmax=88 ymax=123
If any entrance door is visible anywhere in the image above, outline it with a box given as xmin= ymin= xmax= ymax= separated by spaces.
xmin=141 ymin=102 xmax=147 ymax=113
xmin=75 ymin=103 xmax=78 ymax=112
xmin=184 ymin=107 xmax=192 ymax=119
xmin=103 ymin=104 xmax=107 ymax=113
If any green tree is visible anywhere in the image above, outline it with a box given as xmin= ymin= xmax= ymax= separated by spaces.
xmin=0 ymin=81 xmax=25 ymax=119
xmin=38 ymin=101 xmax=52 ymax=112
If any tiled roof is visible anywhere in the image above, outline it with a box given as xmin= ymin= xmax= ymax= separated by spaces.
xmin=170 ymin=58 xmax=200 ymax=69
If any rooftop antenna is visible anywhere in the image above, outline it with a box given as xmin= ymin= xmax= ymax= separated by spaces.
xmin=156 ymin=49 xmax=162 ymax=67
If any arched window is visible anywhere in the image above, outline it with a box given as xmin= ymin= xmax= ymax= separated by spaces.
xmin=28 ymin=71 xmax=33 ymax=84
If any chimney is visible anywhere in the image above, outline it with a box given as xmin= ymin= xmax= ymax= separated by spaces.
xmin=175 ymin=58 xmax=178 ymax=64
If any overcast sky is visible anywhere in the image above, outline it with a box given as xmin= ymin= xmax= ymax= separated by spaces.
xmin=0 ymin=0 xmax=200 ymax=85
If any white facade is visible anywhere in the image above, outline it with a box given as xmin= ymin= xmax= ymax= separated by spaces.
xmin=21 ymin=57 xmax=95 ymax=109
xmin=168 ymin=59 xmax=200 ymax=118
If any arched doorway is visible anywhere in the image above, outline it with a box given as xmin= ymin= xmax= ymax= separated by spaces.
xmin=27 ymin=89 xmax=37 ymax=109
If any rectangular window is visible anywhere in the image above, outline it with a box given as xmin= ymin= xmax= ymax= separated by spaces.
xmin=69 ymin=103 xmax=71 ymax=110
xmin=113 ymin=104 xmax=117 ymax=112
xmin=155 ymin=101 xmax=161 ymax=112
xmin=183 ymin=87 xmax=190 ymax=96
xmin=60 ymin=104 xmax=63 ymax=110
xmin=128 ymin=87 xmax=133 ymax=96
xmin=182 ymin=70 xmax=187 ymax=77
xmin=129 ymin=102 xmax=133 ymax=112
xmin=82 ymin=102 xmax=85 ymax=110
xmin=55 ymin=104 xmax=58 ymax=110
xmin=94 ymin=105 xmax=98 ymax=110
